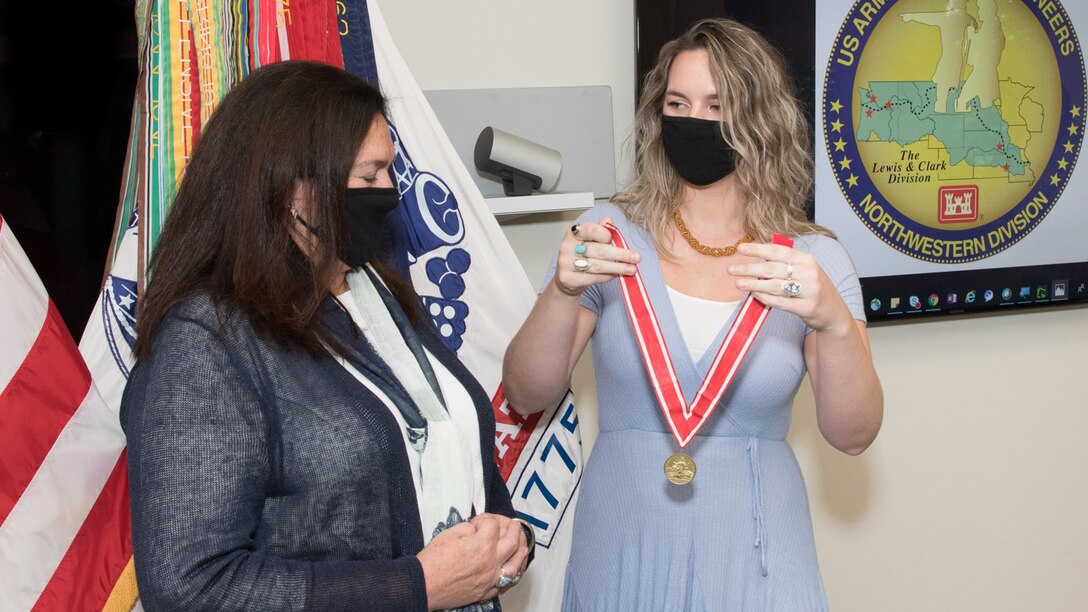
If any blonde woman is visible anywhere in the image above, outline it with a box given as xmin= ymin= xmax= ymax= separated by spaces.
xmin=503 ymin=18 xmax=882 ymax=611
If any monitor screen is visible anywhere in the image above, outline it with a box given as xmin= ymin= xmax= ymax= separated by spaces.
xmin=814 ymin=0 xmax=1087 ymax=321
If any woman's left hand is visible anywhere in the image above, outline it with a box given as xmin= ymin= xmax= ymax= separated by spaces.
xmin=729 ymin=242 xmax=853 ymax=334
xmin=731 ymin=240 xmax=884 ymax=455
xmin=470 ymin=513 xmax=530 ymax=595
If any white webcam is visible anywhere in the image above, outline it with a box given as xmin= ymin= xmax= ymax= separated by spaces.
xmin=474 ymin=127 xmax=562 ymax=196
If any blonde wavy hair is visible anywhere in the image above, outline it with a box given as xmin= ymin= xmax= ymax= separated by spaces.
xmin=613 ymin=18 xmax=832 ymax=251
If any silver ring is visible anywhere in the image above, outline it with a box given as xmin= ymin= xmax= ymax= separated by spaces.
xmin=785 ymin=263 xmax=794 ymax=281
xmin=497 ymin=567 xmax=514 ymax=588
xmin=571 ymin=223 xmax=581 ymax=237
xmin=782 ymin=280 xmax=802 ymax=297
xmin=511 ymin=573 xmax=522 ymax=586
xmin=573 ymin=257 xmax=590 ymax=272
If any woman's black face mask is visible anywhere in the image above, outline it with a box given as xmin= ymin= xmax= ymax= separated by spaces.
xmin=660 ymin=115 xmax=737 ymax=186
xmin=342 ymin=187 xmax=400 ymax=268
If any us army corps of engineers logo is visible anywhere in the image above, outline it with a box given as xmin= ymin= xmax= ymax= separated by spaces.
xmin=824 ymin=0 xmax=1085 ymax=263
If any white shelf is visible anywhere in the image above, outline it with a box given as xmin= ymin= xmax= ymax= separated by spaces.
xmin=485 ymin=191 xmax=594 ymax=216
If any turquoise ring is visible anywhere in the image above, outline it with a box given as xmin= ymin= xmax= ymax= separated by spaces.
xmin=574 ymin=243 xmax=587 ymax=255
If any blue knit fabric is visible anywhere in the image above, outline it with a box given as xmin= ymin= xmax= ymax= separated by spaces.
xmin=547 ymin=203 xmax=865 ymax=612
xmin=120 ymin=293 xmax=516 ymax=612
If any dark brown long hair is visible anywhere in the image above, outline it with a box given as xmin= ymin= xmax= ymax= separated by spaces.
xmin=134 ymin=60 xmax=419 ymax=358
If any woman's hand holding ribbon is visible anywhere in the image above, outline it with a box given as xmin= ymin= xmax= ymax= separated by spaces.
xmin=552 ymin=217 xmax=641 ymax=298
xmin=728 ymin=242 xmax=854 ymax=336
xmin=730 ymin=240 xmax=883 ymax=455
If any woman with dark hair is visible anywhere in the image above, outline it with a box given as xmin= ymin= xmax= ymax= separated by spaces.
xmin=122 ymin=60 xmax=531 ymax=612
xmin=503 ymin=18 xmax=882 ymax=611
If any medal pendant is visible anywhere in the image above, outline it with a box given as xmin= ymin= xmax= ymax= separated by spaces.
xmin=663 ymin=451 xmax=696 ymax=485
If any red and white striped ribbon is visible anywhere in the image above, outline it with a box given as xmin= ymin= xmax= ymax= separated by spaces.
xmin=606 ymin=223 xmax=793 ymax=447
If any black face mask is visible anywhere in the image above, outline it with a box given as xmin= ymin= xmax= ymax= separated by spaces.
xmin=342 ymin=186 xmax=400 ymax=268
xmin=660 ymin=115 xmax=736 ymax=186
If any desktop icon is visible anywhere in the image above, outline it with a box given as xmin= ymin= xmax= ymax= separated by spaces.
xmin=946 ymin=292 xmax=958 ymax=305
xmin=909 ymin=295 xmax=921 ymax=309
xmin=983 ymin=289 xmax=994 ymax=302
xmin=1053 ymin=280 xmax=1068 ymax=299
xmin=1036 ymin=286 xmax=1048 ymax=299
xmin=1001 ymin=288 xmax=1012 ymax=301
xmin=965 ymin=290 xmax=977 ymax=304
xmin=869 ymin=298 xmax=882 ymax=311
xmin=927 ymin=294 xmax=939 ymax=307
xmin=890 ymin=297 xmax=901 ymax=309
xmin=1019 ymin=286 xmax=1031 ymax=299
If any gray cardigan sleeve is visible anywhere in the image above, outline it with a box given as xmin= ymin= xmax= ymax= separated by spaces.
xmin=121 ymin=312 xmax=427 ymax=612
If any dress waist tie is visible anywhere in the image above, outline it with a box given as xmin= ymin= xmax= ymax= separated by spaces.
xmin=747 ymin=437 xmax=768 ymax=577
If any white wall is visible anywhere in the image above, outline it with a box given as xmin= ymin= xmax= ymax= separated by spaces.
xmin=376 ymin=0 xmax=638 ymax=187
xmin=378 ymin=2 xmax=1088 ymax=610
xmin=794 ymin=307 xmax=1088 ymax=611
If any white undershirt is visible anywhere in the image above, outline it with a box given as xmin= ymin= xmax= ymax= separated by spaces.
xmin=666 ymin=286 xmax=739 ymax=362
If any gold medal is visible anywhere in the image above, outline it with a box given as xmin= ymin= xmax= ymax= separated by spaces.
xmin=663 ymin=451 xmax=696 ymax=485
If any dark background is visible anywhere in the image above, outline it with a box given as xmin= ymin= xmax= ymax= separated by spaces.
xmin=635 ymin=0 xmax=817 ymax=142
xmin=0 ymin=0 xmax=138 ymax=339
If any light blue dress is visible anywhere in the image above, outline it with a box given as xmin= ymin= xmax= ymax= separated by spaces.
xmin=546 ymin=204 xmax=865 ymax=612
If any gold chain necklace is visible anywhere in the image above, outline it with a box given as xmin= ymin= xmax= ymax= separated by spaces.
xmin=672 ymin=209 xmax=752 ymax=257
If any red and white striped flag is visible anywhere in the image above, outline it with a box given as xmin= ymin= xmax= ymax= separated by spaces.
xmin=0 ymin=215 xmax=135 ymax=611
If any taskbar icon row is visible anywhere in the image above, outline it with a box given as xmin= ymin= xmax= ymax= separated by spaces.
xmin=868 ymin=279 xmax=1083 ymax=315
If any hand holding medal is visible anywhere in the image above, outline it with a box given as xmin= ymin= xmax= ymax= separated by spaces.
xmin=552 ymin=218 xmax=641 ymax=297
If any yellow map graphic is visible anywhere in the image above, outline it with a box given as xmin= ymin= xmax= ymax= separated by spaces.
xmin=852 ymin=0 xmax=1062 ymax=227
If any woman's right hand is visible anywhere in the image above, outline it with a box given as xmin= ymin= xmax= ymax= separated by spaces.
xmin=417 ymin=514 xmax=524 ymax=610
xmin=551 ymin=217 xmax=641 ymax=298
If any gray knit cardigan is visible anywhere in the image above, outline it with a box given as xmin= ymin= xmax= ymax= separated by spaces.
xmin=120 ymin=293 xmax=516 ymax=612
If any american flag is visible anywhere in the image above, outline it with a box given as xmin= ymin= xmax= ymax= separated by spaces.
xmin=0 ymin=215 xmax=134 ymax=610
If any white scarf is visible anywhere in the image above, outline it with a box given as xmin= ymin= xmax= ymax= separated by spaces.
xmin=344 ymin=267 xmax=478 ymax=543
